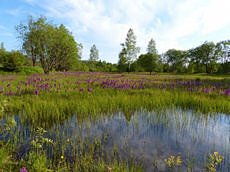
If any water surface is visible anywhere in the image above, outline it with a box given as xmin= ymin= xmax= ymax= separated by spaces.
xmin=1 ymin=108 xmax=230 ymax=171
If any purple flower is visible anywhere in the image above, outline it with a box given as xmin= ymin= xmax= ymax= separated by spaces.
xmin=79 ymin=88 xmax=84 ymax=92
xmin=20 ymin=167 xmax=27 ymax=172
xmin=225 ymin=89 xmax=230 ymax=96
xmin=87 ymin=88 xmax=92 ymax=92
xmin=36 ymin=89 xmax=39 ymax=95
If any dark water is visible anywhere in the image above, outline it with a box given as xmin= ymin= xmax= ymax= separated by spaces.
xmin=1 ymin=108 xmax=230 ymax=171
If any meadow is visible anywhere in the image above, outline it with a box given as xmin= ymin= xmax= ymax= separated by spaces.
xmin=0 ymin=72 xmax=230 ymax=171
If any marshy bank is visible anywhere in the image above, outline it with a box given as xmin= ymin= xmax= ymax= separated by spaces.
xmin=0 ymin=72 xmax=230 ymax=171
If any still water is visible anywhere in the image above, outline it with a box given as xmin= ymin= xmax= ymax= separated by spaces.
xmin=1 ymin=108 xmax=230 ymax=171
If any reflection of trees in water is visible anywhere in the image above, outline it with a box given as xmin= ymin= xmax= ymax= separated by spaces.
xmin=1 ymin=108 xmax=230 ymax=171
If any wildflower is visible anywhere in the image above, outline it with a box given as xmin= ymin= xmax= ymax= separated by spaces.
xmin=87 ymin=88 xmax=92 ymax=92
xmin=61 ymin=155 xmax=64 ymax=159
xmin=67 ymin=138 xmax=70 ymax=142
xmin=225 ymin=89 xmax=230 ymax=96
xmin=214 ymin=152 xmax=218 ymax=156
xmin=35 ymin=89 xmax=39 ymax=95
xmin=20 ymin=167 xmax=27 ymax=172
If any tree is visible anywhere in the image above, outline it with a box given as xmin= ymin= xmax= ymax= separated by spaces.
xmin=3 ymin=51 xmax=26 ymax=72
xmin=216 ymin=40 xmax=230 ymax=63
xmin=77 ymin=43 xmax=83 ymax=58
xmin=199 ymin=41 xmax=216 ymax=73
xmin=120 ymin=28 xmax=140 ymax=72
xmin=147 ymin=38 xmax=157 ymax=54
xmin=137 ymin=53 xmax=159 ymax=74
xmin=16 ymin=16 xmax=44 ymax=66
xmin=53 ymin=24 xmax=79 ymax=71
xmin=0 ymin=42 xmax=6 ymax=64
xmin=89 ymin=44 xmax=99 ymax=62
xmin=16 ymin=16 xmax=80 ymax=73
xmin=0 ymin=42 xmax=5 ymax=51
xmin=165 ymin=49 xmax=187 ymax=73
xmin=118 ymin=48 xmax=128 ymax=72
xmin=216 ymin=40 xmax=230 ymax=73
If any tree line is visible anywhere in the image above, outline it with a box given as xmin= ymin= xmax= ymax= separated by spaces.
xmin=0 ymin=16 xmax=229 ymax=74
xmin=118 ymin=28 xmax=230 ymax=74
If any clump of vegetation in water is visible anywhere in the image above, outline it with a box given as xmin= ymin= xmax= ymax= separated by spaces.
xmin=164 ymin=155 xmax=182 ymax=170
xmin=205 ymin=152 xmax=224 ymax=172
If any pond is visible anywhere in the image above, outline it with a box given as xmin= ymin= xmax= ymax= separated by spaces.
xmin=1 ymin=108 xmax=230 ymax=171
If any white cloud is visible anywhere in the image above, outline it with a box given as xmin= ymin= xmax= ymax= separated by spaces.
xmin=5 ymin=8 xmax=22 ymax=17
xmin=22 ymin=0 xmax=230 ymax=63
xmin=201 ymin=0 xmax=230 ymax=35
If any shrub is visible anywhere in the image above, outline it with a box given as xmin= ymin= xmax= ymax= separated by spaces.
xmin=19 ymin=66 xmax=44 ymax=75
xmin=3 ymin=51 xmax=25 ymax=72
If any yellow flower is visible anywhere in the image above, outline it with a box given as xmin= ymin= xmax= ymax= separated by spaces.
xmin=214 ymin=152 xmax=218 ymax=156
xmin=67 ymin=138 xmax=70 ymax=142
xmin=61 ymin=155 xmax=64 ymax=159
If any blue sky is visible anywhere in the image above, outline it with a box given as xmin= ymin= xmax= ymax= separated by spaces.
xmin=0 ymin=0 xmax=230 ymax=63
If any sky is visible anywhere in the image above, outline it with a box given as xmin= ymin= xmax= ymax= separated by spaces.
xmin=0 ymin=0 xmax=230 ymax=64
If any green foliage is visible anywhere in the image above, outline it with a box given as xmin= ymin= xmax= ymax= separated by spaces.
xmin=118 ymin=48 xmax=128 ymax=72
xmin=4 ymin=116 xmax=16 ymax=131
xmin=88 ymin=44 xmax=99 ymax=72
xmin=206 ymin=152 xmax=224 ymax=172
xmin=164 ymin=155 xmax=182 ymax=169
xmin=163 ymin=63 xmax=170 ymax=73
xmin=16 ymin=16 xmax=80 ymax=73
xmin=30 ymin=127 xmax=53 ymax=150
xmin=120 ymin=28 xmax=140 ymax=72
xmin=78 ymin=60 xmax=117 ymax=72
xmin=76 ymin=61 xmax=90 ymax=71
xmin=0 ymin=42 xmax=6 ymax=64
xmin=53 ymin=24 xmax=80 ymax=72
xmin=21 ymin=151 xmax=50 ymax=172
xmin=3 ymin=51 xmax=26 ymax=72
xmin=137 ymin=53 xmax=159 ymax=74
xmin=164 ymin=49 xmax=187 ymax=73
xmin=0 ymin=99 xmax=9 ymax=117
xmin=89 ymin=44 xmax=99 ymax=62
xmin=0 ymin=143 xmax=10 ymax=170
xmin=19 ymin=66 xmax=44 ymax=75
xmin=147 ymin=38 xmax=157 ymax=54
xmin=0 ymin=116 xmax=17 ymax=171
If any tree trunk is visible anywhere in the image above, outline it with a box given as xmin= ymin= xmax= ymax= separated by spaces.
xmin=128 ymin=63 xmax=130 ymax=74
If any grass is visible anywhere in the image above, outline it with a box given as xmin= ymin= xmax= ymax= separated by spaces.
xmin=0 ymin=72 xmax=229 ymax=123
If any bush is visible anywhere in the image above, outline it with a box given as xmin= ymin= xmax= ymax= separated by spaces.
xmin=19 ymin=66 xmax=44 ymax=75
xmin=3 ymin=51 xmax=25 ymax=72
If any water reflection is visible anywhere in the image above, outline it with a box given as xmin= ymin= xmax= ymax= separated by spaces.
xmin=1 ymin=108 xmax=230 ymax=171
